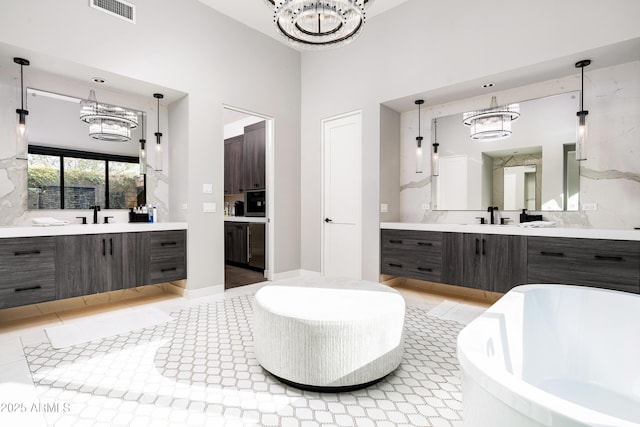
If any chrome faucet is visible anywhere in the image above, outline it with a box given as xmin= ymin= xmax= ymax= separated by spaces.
xmin=487 ymin=206 xmax=498 ymax=225
xmin=90 ymin=205 xmax=101 ymax=224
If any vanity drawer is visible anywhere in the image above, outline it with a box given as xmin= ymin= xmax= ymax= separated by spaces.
xmin=381 ymin=253 xmax=441 ymax=282
xmin=150 ymin=230 xmax=186 ymax=260
xmin=0 ymin=237 xmax=56 ymax=289
xmin=380 ymin=230 xmax=442 ymax=281
xmin=0 ymin=281 xmax=56 ymax=309
xmin=149 ymin=230 xmax=186 ymax=283
xmin=381 ymin=229 xmax=442 ymax=252
xmin=527 ymin=237 xmax=640 ymax=293
xmin=149 ymin=257 xmax=186 ymax=283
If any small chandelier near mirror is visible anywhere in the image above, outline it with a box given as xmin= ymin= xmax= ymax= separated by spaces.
xmin=14 ymin=57 xmax=30 ymax=160
xmin=462 ymin=96 xmax=520 ymax=141
xmin=575 ymin=59 xmax=591 ymax=161
xmin=153 ymin=93 xmax=163 ymax=172
xmin=80 ymin=90 xmax=138 ymax=142
xmin=415 ymin=99 xmax=424 ymax=174
xmin=265 ymin=0 xmax=373 ymax=49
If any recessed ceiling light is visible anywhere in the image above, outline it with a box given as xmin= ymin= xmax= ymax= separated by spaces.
xmin=482 ymin=82 xmax=494 ymax=88
xmin=92 ymin=77 xmax=106 ymax=84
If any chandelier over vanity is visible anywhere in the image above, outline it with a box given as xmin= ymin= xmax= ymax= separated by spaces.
xmin=264 ymin=0 xmax=373 ymax=49
xmin=462 ymin=96 xmax=520 ymax=141
xmin=79 ymin=89 xmax=139 ymax=142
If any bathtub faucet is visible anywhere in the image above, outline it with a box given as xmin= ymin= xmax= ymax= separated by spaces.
xmin=487 ymin=206 xmax=498 ymax=224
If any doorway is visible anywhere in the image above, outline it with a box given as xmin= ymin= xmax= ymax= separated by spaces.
xmin=321 ymin=111 xmax=362 ymax=279
xmin=223 ymin=106 xmax=273 ymax=289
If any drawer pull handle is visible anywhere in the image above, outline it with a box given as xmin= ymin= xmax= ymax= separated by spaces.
xmin=14 ymin=250 xmax=41 ymax=256
xmin=389 ymin=240 xmax=403 ymax=244
xmin=417 ymin=267 xmax=432 ymax=272
xmin=15 ymin=285 xmax=42 ymax=292
xmin=417 ymin=242 xmax=432 ymax=246
xmin=388 ymin=263 xmax=403 ymax=268
xmin=161 ymin=242 xmax=177 ymax=246
xmin=540 ymin=251 xmax=564 ymax=257
xmin=161 ymin=267 xmax=177 ymax=273
xmin=595 ymin=255 xmax=623 ymax=262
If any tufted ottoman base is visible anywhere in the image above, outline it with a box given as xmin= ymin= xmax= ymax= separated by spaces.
xmin=252 ymin=277 xmax=406 ymax=390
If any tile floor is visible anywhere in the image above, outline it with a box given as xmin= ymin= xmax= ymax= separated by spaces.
xmin=0 ymin=282 xmax=491 ymax=427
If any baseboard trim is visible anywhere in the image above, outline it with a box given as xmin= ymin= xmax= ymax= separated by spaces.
xmin=271 ymin=269 xmax=321 ymax=281
xmin=171 ymin=284 xmax=225 ymax=299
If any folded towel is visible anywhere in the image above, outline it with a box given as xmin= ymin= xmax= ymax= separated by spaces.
xmin=32 ymin=217 xmax=69 ymax=226
xmin=518 ymin=220 xmax=556 ymax=228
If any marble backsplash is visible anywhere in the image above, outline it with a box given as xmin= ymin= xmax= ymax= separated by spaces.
xmin=0 ymin=157 xmax=169 ymax=226
xmin=398 ymin=60 xmax=640 ymax=231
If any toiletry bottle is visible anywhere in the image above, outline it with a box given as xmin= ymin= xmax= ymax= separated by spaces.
xmin=149 ymin=207 xmax=154 ymax=223
xmin=152 ymin=205 xmax=158 ymax=223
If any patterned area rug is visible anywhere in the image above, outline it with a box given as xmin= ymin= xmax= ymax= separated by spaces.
xmin=24 ymin=295 xmax=465 ymax=426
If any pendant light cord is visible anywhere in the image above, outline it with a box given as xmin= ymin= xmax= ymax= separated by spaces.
xmin=19 ymin=63 xmax=24 ymax=110
xmin=580 ymin=65 xmax=584 ymax=111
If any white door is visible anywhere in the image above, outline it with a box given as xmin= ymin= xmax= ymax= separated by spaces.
xmin=322 ymin=111 xmax=362 ymax=279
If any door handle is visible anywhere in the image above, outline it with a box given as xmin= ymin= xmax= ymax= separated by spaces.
xmin=110 ymin=238 xmax=113 ymax=256
xmin=102 ymin=239 xmax=106 ymax=256
xmin=324 ymin=218 xmax=333 ymax=223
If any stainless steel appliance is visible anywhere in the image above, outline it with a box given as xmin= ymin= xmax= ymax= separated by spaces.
xmin=245 ymin=190 xmax=266 ymax=217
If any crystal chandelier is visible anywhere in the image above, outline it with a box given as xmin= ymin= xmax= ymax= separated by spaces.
xmin=462 ymin=96 xmax=520 ymax=141
xmin=265 ymin=0 xmax=373 ymax=49
xmin=80 ymin=90 xmax=138 ymax=142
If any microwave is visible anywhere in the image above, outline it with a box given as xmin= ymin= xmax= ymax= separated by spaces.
xmin=245 ymin=190 xmax=266 ymax=217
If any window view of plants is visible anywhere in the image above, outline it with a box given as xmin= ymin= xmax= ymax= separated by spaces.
xmin=28 ymin=149 xmax=145 ymax=210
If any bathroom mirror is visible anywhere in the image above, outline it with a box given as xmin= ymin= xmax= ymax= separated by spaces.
xmin=432 ymin=91 xmax=580 ymax=211
xmin=26 ymin=88 xmax=146 ymax=210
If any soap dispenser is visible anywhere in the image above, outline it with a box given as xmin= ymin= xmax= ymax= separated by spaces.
xmin=520 ymin=209 xmax=528 ymax=223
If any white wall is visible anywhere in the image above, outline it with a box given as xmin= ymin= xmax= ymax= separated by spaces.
xmin=0 ymin=0 xmax=301 ymax=291
xmin=300 ymin=0 xmax=640 ymax=280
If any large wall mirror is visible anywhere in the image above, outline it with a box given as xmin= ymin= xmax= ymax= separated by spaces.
xmin=26 ymin=88 xmax=146 ymax=210
xmin=432 ymin=91 xmax=580 ymax=211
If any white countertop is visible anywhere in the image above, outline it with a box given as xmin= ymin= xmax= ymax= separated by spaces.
xmin=224 ymin=216 xmax=267 ymax=223
xmin=380 ymin=222 xmax=640 ymax=241
xmin=0 ymin=222 xmax=187 ymax=239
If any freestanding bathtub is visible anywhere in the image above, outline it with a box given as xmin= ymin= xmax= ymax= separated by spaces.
xmin=458 ymin=284 xmax=640 ymax=427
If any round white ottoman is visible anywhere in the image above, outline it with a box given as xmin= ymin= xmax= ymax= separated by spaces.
xmin=252 ymin=277 xmax=405 ymax=391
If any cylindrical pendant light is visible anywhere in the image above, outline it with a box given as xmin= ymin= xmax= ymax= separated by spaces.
xmin=139 ymin=112 xmax=147 ymax=175
xmin=153 ymin=93 xmax=164 ymax=171
xmin=415 ymin=99 xmax=424 ymax=174
xmin=575 ymin=59 xmax=591 ymax=161
xmin=14 ymin=58 xmax=30 ymax=160
xmin=432 ymin=118 xmax=439 ymax=177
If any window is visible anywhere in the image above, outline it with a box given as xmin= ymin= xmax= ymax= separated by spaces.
xmin=27 ymin=145 xmax=145 ymax=210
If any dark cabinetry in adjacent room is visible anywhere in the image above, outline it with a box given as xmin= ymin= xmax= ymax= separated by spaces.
xmin=0 ymin=237 xmax=56 ymax=308
xmin=225 ymin=222 xmax=248 ymax=264
xmin=242 ymin=120 xmax=266 ymax=191
xmin=224 ymin=135 xmax=245 ymax=194
xmin=462 ymin=233 xmax=527 ymax=293
xmin=224 ymin=120 xmax=266 ymax=194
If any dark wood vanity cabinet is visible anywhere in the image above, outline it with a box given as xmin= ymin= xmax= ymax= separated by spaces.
xmin=462 ymin=234 xmax=527 ymax=293
xmin=56 ymin=233 xmax=129 ymax=299
xmin=527 ymin=237 xmax=640 ymax=293
xmin=0 ymin=237 xmax=56 ymax=308
xmin=149 ymin=230 xmax=187 ymax=283
xmin=381 ymin=229 xmax=443 ymax=282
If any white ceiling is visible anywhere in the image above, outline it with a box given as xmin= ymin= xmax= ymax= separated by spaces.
xmin=197 ymin=0 xmax=411 ymax=48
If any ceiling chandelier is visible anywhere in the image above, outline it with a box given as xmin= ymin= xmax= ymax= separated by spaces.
xmin=462 ymin=96 xmax=520 ymax=141
xmin=80 ymin=90 xmax=139 ymax=142
xmin=265 ymin=0 xmax=373 ymax=49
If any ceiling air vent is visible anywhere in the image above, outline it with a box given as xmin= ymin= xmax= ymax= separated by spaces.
xmin=89 ymin=0 xmax=136 ymax=23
